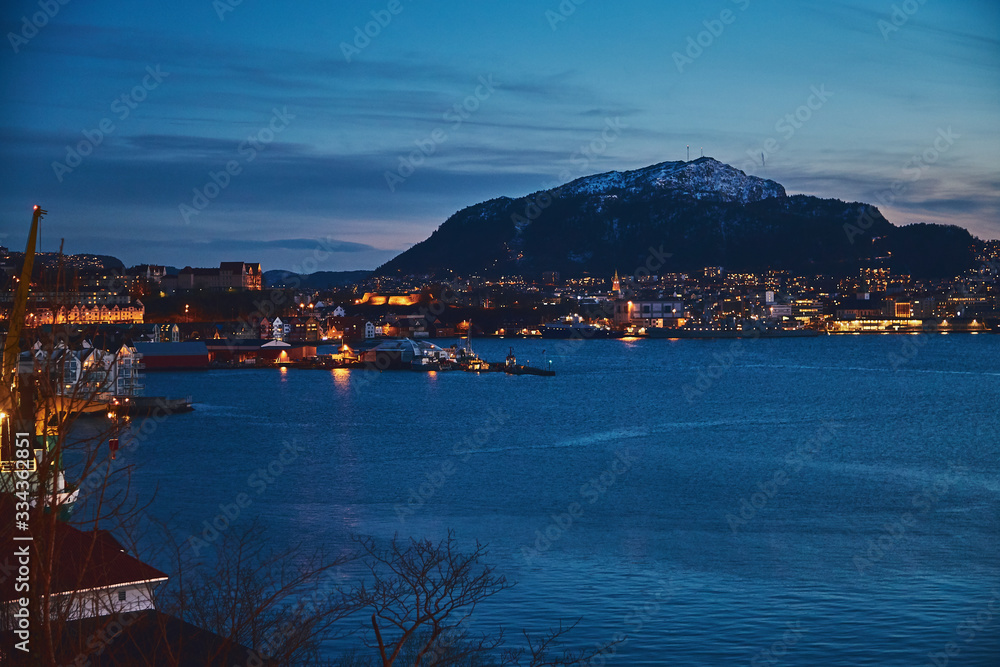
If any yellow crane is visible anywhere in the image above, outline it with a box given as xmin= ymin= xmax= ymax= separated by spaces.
xmin=1 ymin=205 xmax=45 ymax=475
xmin=0 ymin=206 xmax=90 ymax=513
xmin=1 ymin=205 xmax=45 ymax=407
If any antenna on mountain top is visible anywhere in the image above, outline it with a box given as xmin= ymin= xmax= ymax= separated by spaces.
xmin=687 ymin=145 xmax=690 ymax=161
xmin=701 ymin=147 xmax=704 ymax=158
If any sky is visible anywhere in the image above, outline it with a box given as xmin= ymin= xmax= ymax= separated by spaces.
xmin=0 ymin=0 xmax=997 ymax=272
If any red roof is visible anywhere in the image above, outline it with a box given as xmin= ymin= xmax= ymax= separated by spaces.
xmin=1 ymin=498 xmax=168 ymax=602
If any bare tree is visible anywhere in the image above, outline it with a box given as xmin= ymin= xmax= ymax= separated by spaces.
xmin=346 ymin=531 xmax=510 ymax=666
xmin=152 ymin=517 xmax=359 ymax=666
xmin=1 ymin=313 xmax=153 ymax=663
xmin=344 ymin=532 xmax=619 ymax=667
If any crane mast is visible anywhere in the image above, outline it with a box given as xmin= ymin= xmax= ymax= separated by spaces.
xmin=2 ymin=205 xmax=45 ymax=402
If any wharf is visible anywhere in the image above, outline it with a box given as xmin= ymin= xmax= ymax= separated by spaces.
xmin=111 ymin=396 xmax=194 ymax=415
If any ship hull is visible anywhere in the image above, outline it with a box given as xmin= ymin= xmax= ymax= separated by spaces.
xmin=539 ymin=326 xmax=620 ymax=339
xmin=647 ymin=327 xmax=820 ymax=339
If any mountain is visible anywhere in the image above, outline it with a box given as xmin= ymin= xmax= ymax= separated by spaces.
xmin=263 ymin=269 xmax=372 ymax=289
xmin=376 ymin=157 xmax=976 ymax=279
xmin=1 ymin=251 xmax=125 ymax=274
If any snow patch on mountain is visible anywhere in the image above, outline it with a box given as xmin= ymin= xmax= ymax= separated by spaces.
xmin=559 ymin=157 xmax=785 ymax=204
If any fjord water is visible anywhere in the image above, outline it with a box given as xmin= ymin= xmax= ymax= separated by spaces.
xmin=134 ymin=335 xmax=999 ymax=665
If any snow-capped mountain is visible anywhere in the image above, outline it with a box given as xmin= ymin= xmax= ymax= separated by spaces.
xmin=375 ymin=158 xmax=974 ymax=279
xmin=559 ymin=157 xmax=786 ymax=204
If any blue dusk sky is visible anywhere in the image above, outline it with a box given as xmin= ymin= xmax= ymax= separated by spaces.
xmin=1 ymin=0 xmax=997 ymax=271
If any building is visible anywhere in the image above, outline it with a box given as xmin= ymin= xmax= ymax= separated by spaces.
xmin=271 ymin=317 xmax=289 ymax=341
xmin=326 ymin=316 xmax=370 ymax=342
xmin=834 ymin=298 xmax=884 ymax=320
xmin=769 ymin=304 xmax=793 ymax=318
xmin=220 ymin=262 xmax=262 ymax=290
xmin=21 ymin=343 xmax=145 ymax=398
xmin=158 ymin=323 xmax=181 ymax=342
xmin=127 ymin=264 xmax=167 ymax=283
xmin=49 ymin=528 xmax=167 ymax=621
xmin=176 ymin=262 xmax=262 ymax=291
xmin=27 ymin=302 xmax=145 ymax=325
xmin=133 ymin=342 xmax=209 ymax=370
xmin=46 ymin=611 xmax=268 ymax=666
xmin=613 ymin=298 xmax=685 ymax=328
xmin=0 ymin=496 xmax=263 ymax=665
xmin=0 ymin=499 xmax=167 ymax=622
xmin=381 ymin=314 xmax=454 ymax=338
xmin=882 ymin=298 xmax=913 ymax=319
xmin=356 ymin=292 xmax=421 ymax=306
xmin=360 ymin=338 xmax=453 ymax=369
xmin=283 ymin=316 xmax=321 ymax=342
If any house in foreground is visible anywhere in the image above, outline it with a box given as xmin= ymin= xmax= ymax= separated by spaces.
xmin=0 ymin=496 xmax=265 ymax=664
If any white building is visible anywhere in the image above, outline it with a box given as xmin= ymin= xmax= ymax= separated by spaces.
xmin=23 ymin=343 xmax=145 ymax=399
xmin=0 ymin=517 xmax=168 ymax=622
xmin=271 ymin=317 xmax=291 ymax=341
xmin=613 ymin=298 xmax=685 ymax=328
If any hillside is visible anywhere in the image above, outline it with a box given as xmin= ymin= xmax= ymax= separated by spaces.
xmin=376 ymin=158 xmax=976 ymax=279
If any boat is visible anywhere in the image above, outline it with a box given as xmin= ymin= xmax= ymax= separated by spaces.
xmin=539 ymin=318 xmax=620 ymax=339
xmin=411 ymin=355 xmax=442 ymax=371
xmin=504 ymin=348 xmax=555 ymax=376
xmin=455 ymin=321 xmax=501 ymax=372
xmin=458 ymin=355 xmax=494 ymax=372
xmin=646 ymin=319 xmax=821 ymax=339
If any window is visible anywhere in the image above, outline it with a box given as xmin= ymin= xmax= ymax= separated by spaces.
xmin=118 ymin=590 xmax=127 ymax=601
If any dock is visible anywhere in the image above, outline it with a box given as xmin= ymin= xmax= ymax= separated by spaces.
xmin=111 ymin=396 xmax=194 ymax=416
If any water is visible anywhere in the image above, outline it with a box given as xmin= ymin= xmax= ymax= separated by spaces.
xmin=113 ymin=335 xmax=1000 ymax=665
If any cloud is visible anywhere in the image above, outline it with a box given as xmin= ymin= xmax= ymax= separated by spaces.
xmin=182 ymin=238 xmax=384 ymax=253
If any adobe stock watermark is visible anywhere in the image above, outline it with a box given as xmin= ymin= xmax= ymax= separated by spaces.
xmin=184 ymin=440 xmax=306 ymax=556
xmin=852 ymin=461 xmax=966 ymax=574
xmin=213 ymin=0 xmax=243 ymax=21
xmin=545 ymin=244 xmax=673 ymax=360
xmin=394 ymin=407 xmax=509 ymax=522
xmin=59 ymin=611 xmax=143 ymax=667
xmin=340 ymin=0 xmax=415 ymax=62
xmin=7 ymin=0 xmax=71 ymax=54
xmin=878 ymin=0 xmax=929 ymax=40
xmin=52 ymin=66 xmax=170 ymax=183
xmin=681 ymin=336 xmax=752 ymax=403
xmin=384 ymin=74 xmax=499 ymax=192
xmin=925 ymin=589 xmax=1000 ymax=667
xmin=751 ymin=621 xmax=808 ymax=667
xmin=76 ymin=397 xmax=184 ymax=498
xmin=740 ymin=85 xmax=833 ymax=174
xmin=726 ymin=421 xmax=842 ymax=532
xmin=545 ymin=0 xmax=587 ymax=31
xmin=520 ymin=449 xmax=637 ymax=563
xmin=510 ymin=117 xmax=628 ymax=228
xmin=585 ymin=578 xmax=675 ymax=666
xmin=673 ymin=0 xmax=751 ymax=73
xmin=844 ymin=126 xmax=958 ymax=243
xmin=887 ymin=320 xmax=937 ymax=369
xmin=179 ymin=107 xmax=295 ymax=224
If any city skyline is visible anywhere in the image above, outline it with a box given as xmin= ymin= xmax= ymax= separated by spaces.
xmin=1 ymin=0 xmax=998 ymax=272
